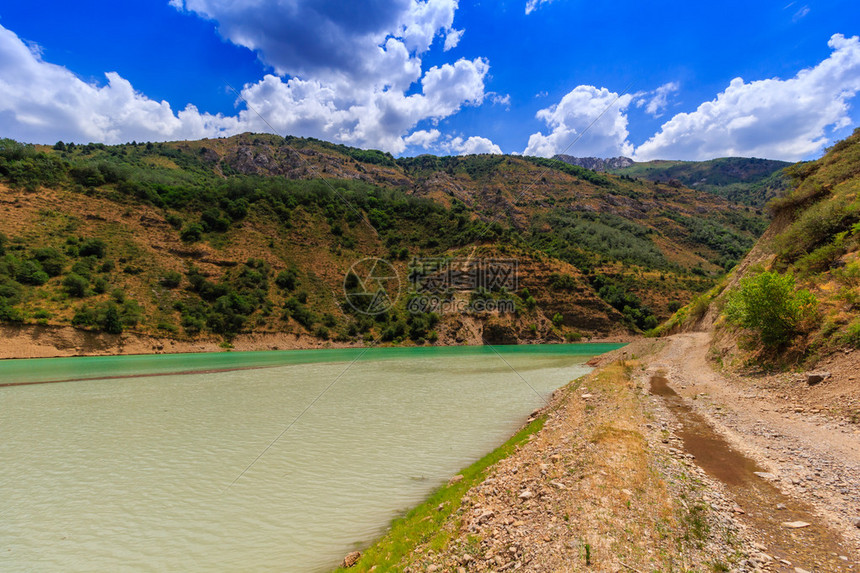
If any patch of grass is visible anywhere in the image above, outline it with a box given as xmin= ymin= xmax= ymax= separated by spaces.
xmin=679 ymin=502 xmax=710 ymax=548
xmin=841 ymin=317 xmax=860 ymax=348
xmin=331 ymin=415 xmax=547 ymax=572
xmin=649 ymin=279 xmax=727 ymax=337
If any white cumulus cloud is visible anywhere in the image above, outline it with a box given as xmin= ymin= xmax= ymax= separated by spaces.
xmin=524 ymin=85 xmax=634 ymax=158
xmin=237 ymin=57 xmax=489 ymax=154
xmin=171 ymin=0 xmax=459 ymax=91
xmin=444 ymin=28 xmax=464 ymax=51
xmin=634 ymin=33 xmax=860 ymax=161
xmin=0 ymin=4 xmax=490 ymax=154
xmin=0 ymin=25 xmax=239 ymax=144
xmin=441 ymin=135 xmax=502 ymax=155
xmin=489 ymin=92 xmax=512 ymax=108
xmin=403 ymin=129 xmax=441 ymax=148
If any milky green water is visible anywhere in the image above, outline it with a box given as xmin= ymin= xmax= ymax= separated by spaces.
xmin=0 ymin=344 xmax=622 ymax=572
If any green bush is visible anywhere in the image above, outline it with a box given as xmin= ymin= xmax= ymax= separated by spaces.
xmin=71 ymin=301 xmax=130 ymax=333
xmin=842 ymin=319 xmax=860 ymax=348
xmin=62 ymin=273 xmax=90 ymax=297
xmin=70 ymin=165 xmax=105 ymax=187
xmin=119 ymin=299 xmax=142 ymax=327
xmin=381 ymin=320 xmax=407 ymax=342
xmin=204 ymin=292 xmax=251 ymax=334
xmin=688 ymin=295 xmax=711 ymax=323
xmin=200 ymin=209 xmax=230 ymax=232
xmin=0 ymin=275 xmax=22 ymax=305
xmin=93 ymin=277 xmax=109 ymax=294
xmin=32 ymin=247 xmax=66 ymax=276
xmin=284 ymin=297 xmax=315 ymax=329
xmin=16 ymin=260 xmax=49 ymax=286
xmin=407 ymin=312 xmax=438 ymax=340
xmin=70 ymin=258 xmax=95 ymax=279
xmin=590 ymin=274 xmax=657 ymax=331
xmin=182 ymin=314 xmax=205 ymax=336
xmin=0 ymin=141 xmax=66 ymax=189
xmin=157 ymin=322 xmax=179 ymax=335
xmin=166 ymin=214 xmax=183 ymax=229
xmin=160 ymin=271 xmax=182 ymax=289
xmin=276 ymin=267 xmax=299 ymax=290
xmin=725 ymin=271 xmax=817 ymax=348
xmin=322 ymin=313 xmax=337 ymax=327
xmin=102 ymin=304 xmax=123 ymax=334
xmin=549 ymin=273 xmax=577 ymax=291
xmin=533 ymin=210 xmax=667 ymax=270
xmin=71 ymin=305 xmax=97 ymax=327
xmin=0 ymin=300 xmax=23 ymax=322
xmin=79 ymin=238 xmax=107 ymax=258
xmin=180 ymin=223 xmax=204 ymax=243
xmin=111 ymin=288 xmax=126 ymax=303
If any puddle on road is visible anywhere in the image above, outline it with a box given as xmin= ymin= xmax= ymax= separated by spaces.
xmin=650 ymin=374 xmax=857 ymax=571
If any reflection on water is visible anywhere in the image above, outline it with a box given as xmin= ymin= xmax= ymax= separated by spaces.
xmin=1 ymin=344 xmax=620 ymax=572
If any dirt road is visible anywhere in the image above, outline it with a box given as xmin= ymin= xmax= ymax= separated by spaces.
xmin=647 ymin=332 xmax=860 ymax=564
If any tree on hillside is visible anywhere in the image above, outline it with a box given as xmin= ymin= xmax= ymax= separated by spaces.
xmin=725 ymin=271 xmax=817 ymax=348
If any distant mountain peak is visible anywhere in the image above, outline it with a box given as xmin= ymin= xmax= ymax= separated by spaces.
xmin=553 ymin=155 xmax=635 ymax=172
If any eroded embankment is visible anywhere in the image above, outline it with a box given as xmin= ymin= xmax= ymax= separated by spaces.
xmin=0 ymin=323 xmax=360 ymax=360
xmin=0 ymin=323 xmax=635 ymax=361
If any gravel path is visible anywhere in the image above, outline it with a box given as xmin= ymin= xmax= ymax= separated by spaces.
xmin=649 ymin=332 xmax=860 ymax=562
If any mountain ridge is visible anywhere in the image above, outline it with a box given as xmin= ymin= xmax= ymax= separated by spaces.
xmin=0 ymin=133 xmax=770 ymax=356
xmin=551 ymin=154 xmax=634 ymax=172
xmin=553 ymin=153 xmax=791 ymax=206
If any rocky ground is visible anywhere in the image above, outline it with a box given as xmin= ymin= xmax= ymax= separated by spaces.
xmin=342 ymin=333 xmax=860 ymax=572
xmin=650 ymin=333 xmax=860 ymax=564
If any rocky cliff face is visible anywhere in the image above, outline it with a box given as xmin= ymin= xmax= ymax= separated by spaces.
xmin=553 ymin=155 xmax=635 ymax=172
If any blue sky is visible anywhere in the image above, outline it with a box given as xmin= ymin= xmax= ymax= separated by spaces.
xmin=0 ymin=0 xmax=858 ymax=160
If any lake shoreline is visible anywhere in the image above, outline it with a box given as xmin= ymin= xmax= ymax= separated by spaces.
xmin=0 ymin=322 xmax=637 ymax=361
xmin=338 ymin=337 xmax=860 ymax=571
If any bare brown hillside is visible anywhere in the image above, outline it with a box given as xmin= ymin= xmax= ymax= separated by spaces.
xmin=1 ymin=133 xmax=765 ymax=357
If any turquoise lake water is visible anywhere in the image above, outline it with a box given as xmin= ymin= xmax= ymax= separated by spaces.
xmin=0 ymin=343 xmax=622 ymax=572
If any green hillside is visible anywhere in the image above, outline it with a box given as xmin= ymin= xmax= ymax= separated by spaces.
xmin=613 ymin=157 xmax=791 ymax=206
xmin=0 ymin=133 xmax=769 ymax=347
xmin=658 ymin=128 xmax=860 ymax=363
